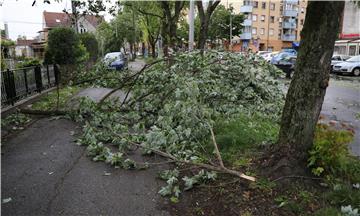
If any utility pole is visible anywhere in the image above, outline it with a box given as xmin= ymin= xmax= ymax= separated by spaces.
xmin=189 ymin=0 xmax=195 ymax=51
xmin=229 ymin=4 xmax=233 ymax=51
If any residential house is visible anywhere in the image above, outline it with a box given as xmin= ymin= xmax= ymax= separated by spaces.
xmin=15 ymin=39 xmax=36 ymax=57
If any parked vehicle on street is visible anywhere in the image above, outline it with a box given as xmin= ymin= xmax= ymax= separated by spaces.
xmin=103 ymin=52 xmax=128 ymax=70
xmin=281 ymin=48 xmax=297 ymax=55
xmin=332 ymin=55 xmax=360 ymax=76
xmin=274 ymin=55 xmax=297 ymax=78
xmin=331 ymin=55 xmax=350 ymax=71
xmin=270 ymin=52 xmax=296 ymax=65
xmin=261 ymin=51 xmax=279 ymax=62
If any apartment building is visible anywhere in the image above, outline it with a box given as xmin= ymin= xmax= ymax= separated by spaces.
xmin=238 ymin=0 xmax=307 ymax=52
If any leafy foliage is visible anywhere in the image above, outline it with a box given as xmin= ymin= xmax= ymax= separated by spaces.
xmin=16 ymin=57 xmax=41 ymax=68
xmin=45 ymin=27 xmax=89 ymax=65
xmin=1 ymin=113 xmax=31 ymax=129
xmin=79 ymin=32 xmax=99 ymax=62
xmin=308 ymin=124 xmax=359 ymax=182
xmin=73 ymin=51 xmax=284 ymax=197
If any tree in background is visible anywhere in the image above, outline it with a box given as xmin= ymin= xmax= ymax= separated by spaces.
xmin=196 ymin=0 xmax=221 ymax=51
xmin=207 ymin=5 xmax=244 ymax=47
xmin=79 ymin=32 xmax=99 ymax=62
xmin=271 ymin=1 xmax=345 ymax=176
xmin=45 ymin=27 xmax=88 ymax=82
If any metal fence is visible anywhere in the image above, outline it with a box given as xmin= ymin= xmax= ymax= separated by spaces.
xmin=1 ymin=64 xmax=59 ymax=106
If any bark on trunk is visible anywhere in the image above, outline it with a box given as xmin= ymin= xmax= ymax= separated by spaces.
xmin=196 ymin=1 xmax=220 ymax=51
xmin=272 ymin=1 xmax=345 ymax=175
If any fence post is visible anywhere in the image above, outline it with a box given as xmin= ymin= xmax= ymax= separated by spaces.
xmin=34 ymin=65 xmax=43 ymax=93
xmin=23 ymin=69 xmax=29 ymax=94
xmin=54 ymin=64 xmax=60 ymax=85
xmin=4 ymin=69 xmax=16 ymax=105
xmin=46 ymin=65 xmax=51 ymax=86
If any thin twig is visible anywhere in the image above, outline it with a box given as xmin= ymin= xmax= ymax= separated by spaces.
xmin=272 ymin=175 xmax=324 ymax=182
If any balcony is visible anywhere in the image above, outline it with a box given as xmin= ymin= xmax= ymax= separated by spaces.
xmin=284 ymin=0 xmax=298 ymax=4
xmin=282 ymin=34 xmax=296 ymax=41
xmin=282 ymin=21 xmax=297 ymax=29
xmin=240 ymin=32 xmax=252 ymax=40
xmin=283 ymin=9 xmax=298 ymax=17
xmin=243 ymin=19 xmax=252 ymax=26
xmin=240 ymin=5 xmax=253 ymax=13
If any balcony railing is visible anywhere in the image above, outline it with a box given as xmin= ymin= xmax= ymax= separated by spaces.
xmin=282 ymin=21 xmax=297 ymax=29
xmin=240 ymin=32 xmax=252 ymax=40
xmin=240 ymin=5 xmax=253 ymax=13
xmin=243 ymin=19 xmax=252 ymax=26
xmin=282 ymin=34 xmax=296 ymax=41
xmin=283 ymin=9 xmax=298 ymax=17
xmin=284 ymin=0 xmax=298 ymax=4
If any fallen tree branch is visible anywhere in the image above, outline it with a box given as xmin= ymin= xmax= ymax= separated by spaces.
xmin=209 ymin=125 xmax=225 ymax=168
xmin=98 ymin=59 xmax=167 ymax=105
xmin=110 ymin=130 xmax=255 ymax=182
xmin=20 ymin=108 xmax=68 ymax=116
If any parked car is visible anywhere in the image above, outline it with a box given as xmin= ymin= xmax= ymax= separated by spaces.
xmin=332 ymin=55 xmax=360 ymax=76
xmin=274 ymin=55 xmax=297 ymax=78
xmin=331 ymin=55 xmax=350 ymax=71
xmin=256 ymin=51 xmax=271 ymax=56
xmin=103 ymin=52 xmax=128 ymax=70
xmin=270 ymin=52 xmax=296 ymax=65
xmin=281 ymin=48 xmax=297 ymax=55
xmin=260 ymin=51 xmax=279 ymax=62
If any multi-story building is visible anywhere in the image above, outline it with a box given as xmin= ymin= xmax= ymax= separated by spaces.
xmin=238 ymin=0 xmax=307 ymax=52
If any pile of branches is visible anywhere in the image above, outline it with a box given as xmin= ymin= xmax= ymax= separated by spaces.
xmin=74 ymin=51 xmax=285 ymax=198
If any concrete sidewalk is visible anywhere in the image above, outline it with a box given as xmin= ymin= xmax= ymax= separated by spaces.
xmin=1 ymin=118 xmax=170 ymax=216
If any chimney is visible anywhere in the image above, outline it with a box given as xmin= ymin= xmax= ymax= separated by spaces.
xmin=4 ymin=23 xmax=9 ymax=39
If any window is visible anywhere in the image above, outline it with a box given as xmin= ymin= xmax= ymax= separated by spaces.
xmin=252 ymin=27 xmax=257 ymax=35
xmin=261 ymin=15 xmax=265 ymax=22
xmin=270 ymin=3 xmax=275 ymax=10
xmin=300 ymin=19 xmax=304 ymax=25
xmin=349 ymin=45 xmax=357 ymax=56
xmin=252 ymin=14 xmax=258 ymax=21
xmin=261 ymin=2 xmax=266 ymax=9
xmin=260 ymin=28 xmax=265 ymax=35
xmin=301 ymin=7 xmax=305 ymax=13
xmin=253 ymin=1 xmax=258 ymax=8
xmin=270 ymin=16 xmax=275 ymax=23
xmin=269 ymin=28 xmax=274 ymax=36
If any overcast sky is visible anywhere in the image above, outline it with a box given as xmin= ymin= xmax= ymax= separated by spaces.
xmin=0 ymin=0 xmax=114 ymax=40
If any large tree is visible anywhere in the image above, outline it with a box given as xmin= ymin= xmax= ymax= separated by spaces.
xmin=196 ymin=0 xmax=221 ymax=50
xmin=272 ymin=1 xmax=345 ymax=175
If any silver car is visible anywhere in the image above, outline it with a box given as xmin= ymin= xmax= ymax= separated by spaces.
xmin=331 ymin=55 xmax=350 ymax=71
xmin=332 ymin=55 xmax=360 ymax=76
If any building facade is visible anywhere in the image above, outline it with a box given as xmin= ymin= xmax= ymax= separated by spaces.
xmin=239 ymin=0 xmax=307 ymax=52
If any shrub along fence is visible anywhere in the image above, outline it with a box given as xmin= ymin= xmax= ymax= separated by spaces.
xmin=1 ymin=65 xmax=60 ymax=106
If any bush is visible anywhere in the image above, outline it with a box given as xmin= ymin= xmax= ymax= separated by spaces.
xmin=79 ymin=32 xmax=98 ymax=62
xmin=16 ymin=57 xmax=41 ymax=68
xmin=308 ymin=124 xmax=360 ymax=182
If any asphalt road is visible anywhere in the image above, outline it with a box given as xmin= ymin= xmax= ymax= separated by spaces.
xmin=1 ymin=59 xmax=171 ymax=216
xmin=321 ymin=76 xmax=360 ymax=156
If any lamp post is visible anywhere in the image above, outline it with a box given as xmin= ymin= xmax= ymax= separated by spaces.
xmin=189 ymin=0 xmax=195 ymax=51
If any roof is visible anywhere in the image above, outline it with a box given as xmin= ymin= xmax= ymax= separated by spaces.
xmin=43 ymin=11 xmax=103 ymax=29
xmin=43 ymin=11 xmax=72 ymax=28
xmin=17 ymin=39 xmax=36 ymax=46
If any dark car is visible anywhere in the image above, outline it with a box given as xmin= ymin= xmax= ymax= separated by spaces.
xmin=274 ymin=55 xmax=297 ymax=78
xmin=104 ymin=52 xmax=128 ymax=70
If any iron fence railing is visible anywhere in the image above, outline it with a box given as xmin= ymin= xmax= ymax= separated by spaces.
xmin=1 ymin=64 xmax=59 ymax=107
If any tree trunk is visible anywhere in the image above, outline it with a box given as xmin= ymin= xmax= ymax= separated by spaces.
xmin=150 ymin=42 xmax=156 ymax=58
xmin=272 ymin=1 xmax=345 ymax=176
xmin=196 ymin=1 xmax=220 ymax=51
